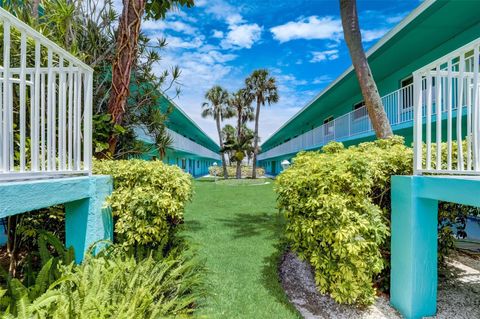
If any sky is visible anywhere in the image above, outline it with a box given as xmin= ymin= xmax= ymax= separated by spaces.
xmin=136 ymin=0 xmax=422 ymax=145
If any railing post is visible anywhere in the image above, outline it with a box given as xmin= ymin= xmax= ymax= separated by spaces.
xmin=84 ymin=71 xmax=93 ymax=172
xmin=413 ymin=72 xmax=423 ymax=175
xmin=2 ymin=21 xmax=10 ymax=172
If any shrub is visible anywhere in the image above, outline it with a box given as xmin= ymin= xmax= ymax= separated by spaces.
xmin=275 ymin=137 xmax=412 ymax=305
xmin=93 ymin=159 xmax=193 ymax=250
xmin=208 ymin=165 xmax=265 ymax=178
xmin=275 ymin=137 xmax=480 ymax=305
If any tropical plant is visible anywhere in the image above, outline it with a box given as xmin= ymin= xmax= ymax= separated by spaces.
xmin=275 ymin=137 xmax=480 ymax=305
xmin=339 ymin=0 xmax=392 ymax=139
xmin=0 ymin=231 xmax=75 ymax=315
xmin=93 ymin=159 xmax=192 ymax=251
xmin=4 ymin=0 xmax=179 ymax=160
xmin=221 ymin=124 xmax=237 ymax=165
xmin=229 ymin=89 xmax=255 ymax=179
xmin=1 ymin=246 xmax=205 ymax=319
xmin=245 ymin=69 xmax=279 ymax=179
xmin=107 ymin=0 xmax=194 ymax=154
xmin=202 ymin=86 xmax=232 ymax=179
xmin=208 ymin=165 xmax=264 ymax=179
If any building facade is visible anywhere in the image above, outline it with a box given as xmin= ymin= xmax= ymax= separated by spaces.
xmin=258 ymin=0 xmax=480 ymax=175
xmin=137 ymin=95 xmax=220 ymax=177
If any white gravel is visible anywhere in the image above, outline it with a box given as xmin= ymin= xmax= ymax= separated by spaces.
xmin=279 ymin=251 xmax=480 ymax=319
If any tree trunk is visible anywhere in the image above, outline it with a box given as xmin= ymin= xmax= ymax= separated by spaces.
xmin=7 ymin=215 xmax=19 ymax=277
xmin=107 ymin=0 xmax=146 ymax=155
xmin=339 ymin=0 xmax=393 ymax=139
xmin=216 ymin=116 xmax=228 ymax=179
xmin=236 ymin=112 xmax=242 ymax=179
xmin=32 ymin=0 xmax=40 ymax=19
xmin=252 ymin=100 xmax=261 ymax=179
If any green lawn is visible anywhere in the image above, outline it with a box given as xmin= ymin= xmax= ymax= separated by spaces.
xmin=183 ymin=178 xmax=300 ymax=319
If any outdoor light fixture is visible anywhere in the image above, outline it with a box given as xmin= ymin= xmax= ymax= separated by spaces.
xmin=281 ymin=160 xmax=290 ymax=170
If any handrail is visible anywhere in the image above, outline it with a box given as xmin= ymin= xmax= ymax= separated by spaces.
xmin=168 ymin=129 xmax=221 ymax=160
xmin=258 ymin=84 xmax=414 ymax=160
xmin=0 ymin=7 xmax=93 ymax=180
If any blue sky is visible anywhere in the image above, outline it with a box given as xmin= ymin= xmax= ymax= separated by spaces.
xmin=138 ymin=0 xmax=422 ymax=144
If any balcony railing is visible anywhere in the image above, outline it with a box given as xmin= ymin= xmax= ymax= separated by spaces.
xmin=168 ymin=129 xmax=220 ymax=160
xmin=413 ymin=37 xmax=480 ymax=175
xmin=258 ymin=83 xmax=414 ymax=161
xmin=0 ymin=8 xmax=93 ymax=181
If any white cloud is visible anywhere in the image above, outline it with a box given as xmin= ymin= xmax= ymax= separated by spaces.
xmin=270 ymin=16 xmax=343 ymax=43
xmin=312 ymin=75 xmax=332 ymax=85
xmin=195 ymin=0 xmax=237 ymax=22
xmin=142 ymin=19 xmax=198 ymax=36
xmin=164 ymin=36 xmax=204 ymax=49
xmin=212 ymin=29 xmax=224 ymax=39
xmin=226 ymin=13 xmax=245 ymax=25
xmin=362 ymin=28 xmax=389 ymax=42
xmin=221 ymin=23 xmax=262 ymax=49
xmin=310 ymin=49 xmax=339 ymax=63
xmin=386 ymin=12 xmax=408 ymax=24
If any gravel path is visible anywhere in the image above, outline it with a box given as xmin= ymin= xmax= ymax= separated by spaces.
xmin=279 ymin=251 xmax=480 ymax=319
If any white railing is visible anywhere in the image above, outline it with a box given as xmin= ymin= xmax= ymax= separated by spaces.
xmin=258 ymin=83 xmax=414 ymax=160
xmin=0 ymin=8 xmax=93 ymax=181
xmin=168 ymin=129 xmax=220 ymax=160
xmin=413 ymin=38 xmax=480 ymax=175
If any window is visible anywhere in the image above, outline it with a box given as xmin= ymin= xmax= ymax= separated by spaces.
xmin=181 ymin=159 xmax=186 ymax=169
xmin=323 ymin=116 xmax=334 ymax=135
xmin=401 ymin=76 xmax=414 ymax=110
xmin=352 ymin=101 xmax=366 ymax=120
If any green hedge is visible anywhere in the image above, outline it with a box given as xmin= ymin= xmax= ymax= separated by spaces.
xmin=93 ymin=159 xmax=192 ymax=250
xmin=275 ymin=137 xmax=480 ymax=305
xmin=275 ymin=137 xmax=412 ymax=305
xmin=208 ymin=165 xmax=265 ymax=178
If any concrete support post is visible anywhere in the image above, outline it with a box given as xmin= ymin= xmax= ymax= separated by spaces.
xmin=391 ymin=175 xmax=438 ymax=319
xmin=65 ymin=175 xmax=113 ymax=263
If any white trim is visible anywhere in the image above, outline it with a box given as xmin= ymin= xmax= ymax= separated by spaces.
xmin=162 ymin=94 xmax=220 ymax=150
xmin=0 ymin=8 xmax=92 ymax=72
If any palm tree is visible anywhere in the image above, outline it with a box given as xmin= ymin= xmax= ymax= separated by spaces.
xmin=245 ymin=69 xmax=279 ymax=179
xmin=229 ymin=89 xmax=254 ymax=179
xmin=202 ymin=86 xmax=232 ymax=179
xmin=222 ymin=124 xmax=237 ymax=165
xmin=339 ymin=0 xmax=392 ymax=139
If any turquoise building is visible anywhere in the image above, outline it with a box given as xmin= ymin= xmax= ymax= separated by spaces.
xmin=258 ymin=0 xmax=480 ymax=175
xmin=137 ymin=95 xmax=220 ymax=177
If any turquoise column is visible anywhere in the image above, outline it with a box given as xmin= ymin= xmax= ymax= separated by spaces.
xmin=0 ymin=175 xmax=113 ymax=264
xmin=390 ymin=175 xmax=480 ymax=319
xmin=65 ymin=175 xmax=113 ymax=263
xmin=390 ymin=176 xmax=437 ymax=319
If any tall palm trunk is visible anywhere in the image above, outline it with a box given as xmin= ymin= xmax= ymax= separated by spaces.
xmin=340 ymin=0 xmax=392 ymax=139
xmin=252 ymin=100 xmax=261 ymax=179
xmin=216 ymin=116 xmax=228 ymax=179
xmin=107 ymin=0 xmax=146 ymax=155
xmin=236 ymin=113 xmax=242 ymax=179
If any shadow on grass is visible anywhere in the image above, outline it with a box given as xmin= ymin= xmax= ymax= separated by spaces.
xmin=216 ymin=211 xmax=285 ymax=240
xmin=195 ymin=178 xmax=216 ymax=183
xmin=184 ymin=220 xmax=204 ymax=233
xmin=261 ymin=241 xmax=302 ymax=318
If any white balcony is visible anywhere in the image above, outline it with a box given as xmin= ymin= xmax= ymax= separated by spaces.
xmin=413 ymin=37 xmax=480 ymax=175
xmin=258 ymin=83 xmax=414 ymax=161
xmin=167 ymin=129 xmax=220 ymax=160
xmin=0 ymin=8 xmax=93 ymax=181
xmin=259 ymin=38 xmax=480 ymax=166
